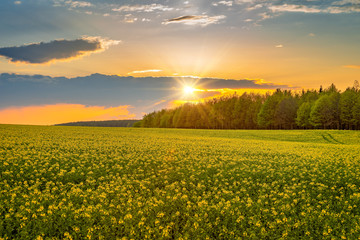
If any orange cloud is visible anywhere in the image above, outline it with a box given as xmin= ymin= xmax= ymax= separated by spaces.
xmin=0 ymin=103 xmax=135 ymax=125
xmin=153 ymin=100 xmax=167 ymax=106
xmin=344 ymin=65 xmax=360 ymax=69
xmin=128 ymin=69 xmax=163 ymax=75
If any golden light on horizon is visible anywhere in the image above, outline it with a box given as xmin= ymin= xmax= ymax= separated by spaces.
xmin=0 ymin=104 xmax=135 ymax=125
xmin=170 ymin=87 xmax=277 ymax=109
xmin=183 ymin=86 xmax=197 ymax=95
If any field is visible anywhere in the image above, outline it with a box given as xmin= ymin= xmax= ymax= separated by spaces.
xmin=1 ymin=125 xmax=360 ymax=239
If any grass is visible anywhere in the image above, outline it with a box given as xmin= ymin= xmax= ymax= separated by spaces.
xmin=1 ymin=125 xmax=360 ymax=239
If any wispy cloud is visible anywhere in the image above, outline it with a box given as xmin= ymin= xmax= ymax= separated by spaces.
xmin=327 ymin=5 xmax=360 ymax=13
xmin=269 ymin=3 xmax=360 ymax=14
xmin=67 ymin=0 xmax=92 ymax=8
xmin=275 ymin=44 xmax=283 ymax=48
xmin=0 ymin=104 xmax=135 ymax=125
xmin=153 ymin=100 xmax=167 ymax=106
xmin=112 ymin=4 xmax=173 ymax=13
xmin=344 ymin=65 xmax=360 ymax=69
xmin=53 ymin=0 xmax=93 ymax=8
xmin=233 ymin=0 xmax=360 ymax=23
xmin=124 ymin=14 xmax=138 ymax=23
xmin=269 ymin=4 xmax=322 ymax=13
xmin=128 ymin=69 xmax=163 ymax=75
xmin=14 ymin=1 xmax=21 ymax=5
xmin=0 ymin=36 xmax=120 ymax=64
xmin=164 ymin=15 xmax=226 ymax=26
xmin=332 ymin=0 xmax=360 ymax=5
xmin=51 ymin=0 xmax=360 ymax=26
xmin=235 ymin=0 xmax=256 ymax=4
xmin=213 ymin=1 xmax=233 ymax=7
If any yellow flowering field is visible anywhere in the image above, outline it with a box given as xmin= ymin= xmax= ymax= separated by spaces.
xmin=1 ymin=125 xmax=360 ymax=239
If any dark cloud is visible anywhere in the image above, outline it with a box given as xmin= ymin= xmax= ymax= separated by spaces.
xmin=164 ymin=15 xmax=226 ymax=26
xmin=0 ymin=72 xmax=298 ymax=117
xmin=0 ymin=37 xmax=120 ymax=64
xmin=0 ymin=73 xmax=295 ymax=109
xmin=167 ymin=15 xmax=201 ymax=22
xmin=197 ymin=78 xmax=291 ymax=89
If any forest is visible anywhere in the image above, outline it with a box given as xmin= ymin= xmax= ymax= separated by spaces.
xmin=56 ymin=120 xmax=139 ymax=127
xmin=136 ymin=82 xmax=360 ymax=130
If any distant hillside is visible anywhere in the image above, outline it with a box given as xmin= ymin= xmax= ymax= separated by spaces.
xmin=55 ymin=120 xmax=140 ymax=127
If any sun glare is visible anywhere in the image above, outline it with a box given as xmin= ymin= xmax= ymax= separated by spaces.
xmin=184 ymin=86 xmax=196 ymax=95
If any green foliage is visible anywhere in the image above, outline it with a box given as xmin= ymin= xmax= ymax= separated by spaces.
xmin=142 ymin=93 xmax=264 ymax=129
xmin=274 ymin=96 xmax=298 ymax=129
xmin=296 ymin=102 xmax=313 ymax=128
xmin=257 ymin=92 xmax=279 ymax=128
xmin=1 ymin=125 xmax=360 ymax=239
xmin=340 ymin=88 xmax=358 ymax=129
xmin=139 ymin=83 xmax=360 ymax=130
xmin=133 ymin=121 xmax=142 ymax=128
xmin=353 ymin=95 xmax=360 ymax=127
xmin=310 ymin=93 xmax=340 ymax=129
xmin=310 ymin=95 xmax=330 ymax=128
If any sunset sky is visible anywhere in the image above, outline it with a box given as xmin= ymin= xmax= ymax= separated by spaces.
xmin=1 ymin=0 xmax=360 ymax=124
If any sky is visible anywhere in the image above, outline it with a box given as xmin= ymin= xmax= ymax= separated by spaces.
xmin=1 ymin=0 xmax=360 ymax=125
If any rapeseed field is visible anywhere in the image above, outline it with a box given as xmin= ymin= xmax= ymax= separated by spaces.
xmin=1 ymin=125 xmax=360 ymax=239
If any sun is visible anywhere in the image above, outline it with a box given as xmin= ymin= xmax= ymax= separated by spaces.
xmin=184 ymin=86 xmax=196 ymax=95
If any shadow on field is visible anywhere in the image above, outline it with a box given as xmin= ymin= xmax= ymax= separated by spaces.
xmin=321 ymin=133 xmax=344 ymax=144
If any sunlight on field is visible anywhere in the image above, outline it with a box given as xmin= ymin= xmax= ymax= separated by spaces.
xmin=1 ymin=125 xmax=360 ymax=239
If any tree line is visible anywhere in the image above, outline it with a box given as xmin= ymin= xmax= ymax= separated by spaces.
xmin=56 ymin=120 xmax=140 ymax=127
xmin=135 ymin=82 xmax=360 ymax=130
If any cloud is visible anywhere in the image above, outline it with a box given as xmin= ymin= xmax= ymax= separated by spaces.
xmin=112 ymin=4 xmax=173 ymax=13
xmin=124 ymin=14 xmax=138 ymax=23
xmin=213 ymin=1 xmax=233 ymax=7
xmin=14 ymin=1 xmax=21 ymax=5
xmin=0 ymin=73 xmax=296 ymax=124
xmin=235 ymin=0 xmax=256 ymax=3
xmin=269 ymin=4 xmax=322 ymax=13
xmin=0 ymin=104 xmax=135 ymax=125
xmin=67 ymin=0 xmax=93 ymax=8
xmin=332 ymin=0 xmax=360 ymax=5
xmin=275 ymin=44 xmax=284 ymax=48
xmin=53 ymin=0 xmax=93 ymax=9
xmin=232 ymin=0 xmax=360 ymax=23
xmin=268 ymin=2 xmax=360 ymax=15
xmin=128 ymin=69 xmax=163 ymax=75
xmin=0 ymin=36 xmax=120 ymax=64
xmin=327 ymin=5 xmax=360 ymax=13
xmin=187 ymin=77 xmax=293 ymax=89
xmin=153 ymin=100 xmax=167 ymax=106
xmin=344 ymin=65 xmax=360 ymax=69
xmin=164 ymin=15 xmax=226 ymax=26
